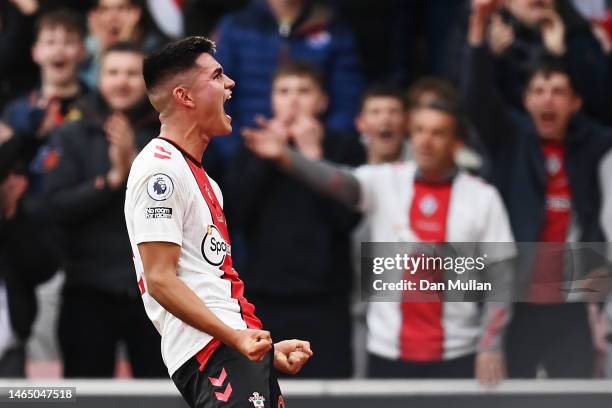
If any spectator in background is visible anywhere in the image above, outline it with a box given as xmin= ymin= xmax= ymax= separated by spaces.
xmin=0 ymin=9 xmax=88 ymax=378
xmin=0 ymin=0 xmax=40 ymax=111
xmin=44 ymin=43 xmax=165 ymax=378
xmin=482 ymin=0 xmax=609 ymax=122
xmin=244 ymin=98 xmax=515 ymax=385
xmin=212 ymin=0 xmax=364 ymax=178
xmin=226 ymin=62 xmax=364 ymax=378
xmin=357 ymin=84 xmax=410 ymax=164
xmin=464 ymin=0 xmax=612 ymax=377
xmin=406 ymin=77 xmax=486 ymax=173
xmin=3 ymin=9 xmax=88 ymax=155
xmin=81 ymin=0 xmax=167 ymax=89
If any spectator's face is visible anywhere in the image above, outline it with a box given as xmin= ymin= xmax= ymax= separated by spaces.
xmin=410 ymin=108 xmax=462 ymax=174
xmin=505 ymin=0 xmax=555 ymax=27
xmin=272 ymin=75 xmax=328 ymax=124
xmin=188 ymin=53 xmax=235 ymax=136
xmin=94 ymin=0 xmax=141 ymax=45
xmin=32 ymin=26 xmax=84 ymax=87
xmin=357 ymin=97 xmax=405 ymax=162
xmin=524 ymin=72 xmax=582 ymax=140
xmin=99 ymin=51 xmax=146 ymax=111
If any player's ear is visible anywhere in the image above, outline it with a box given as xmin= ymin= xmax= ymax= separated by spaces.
xmin=172 ymin=86 xmax=195 ymax=109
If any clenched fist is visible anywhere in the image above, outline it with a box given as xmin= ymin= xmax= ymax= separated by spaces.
xmin=273 ymin=339 xmax=313 ymax=374
xmin=232 ymin=329 xmax=273 ymax=362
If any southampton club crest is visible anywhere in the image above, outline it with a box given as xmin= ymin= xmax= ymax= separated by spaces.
xmin=248 ymin=392 xmax=265 ymax=407
xmin=147 ymin=173 xmax=174 ymax=201
xmin=419 ymin=194 xmax=438 ymax=217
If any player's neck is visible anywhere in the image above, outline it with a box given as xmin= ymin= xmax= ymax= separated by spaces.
xmin=159 ymin=121 xmax=210 ymax=163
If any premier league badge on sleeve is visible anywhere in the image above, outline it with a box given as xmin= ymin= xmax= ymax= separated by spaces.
xmin=147 ymin=173 xmax=174 ymax=201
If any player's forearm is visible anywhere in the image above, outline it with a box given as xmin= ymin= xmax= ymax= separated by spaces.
xmin=275 ymin=147 xmax=361 ymax=209
xmin=147 ymin=273 xmax=239 ymax=348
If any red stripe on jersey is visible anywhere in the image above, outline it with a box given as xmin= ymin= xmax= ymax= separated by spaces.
xmin=138 ymin=277 xmax=146 ymax=295
xmin=528 ymin=142 xmax=571 ymax=304
xmin=154 ymin=153 xmax=171 ymax=159
xmin=156 ymin=145 xmax=173 ymax=155
xmin=400 ymin=180 xmax=452 ymax=361
xmin=196 ymin=338 xmax=222 ymax=371
xmin=185 ymin=159 xmax=263 ymax=330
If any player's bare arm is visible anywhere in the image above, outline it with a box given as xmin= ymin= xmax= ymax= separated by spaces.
xmin=242 ymin=118 xmax=361 ymax=208
xmin=138 ymin=241 xmax=272 ymax=362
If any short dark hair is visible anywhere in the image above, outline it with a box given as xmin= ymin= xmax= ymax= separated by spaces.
xmin=35 ymin=9 xmax=85 ymax=40
xmin=272 ymin=61 xmax=326 ymax=91
xmin=359 ymin=83 xmax=406 ymax=112
xmin=406 ymin=77 xmax=458 ymax=110
xmin=101 ymin=42 xmax=145 ymax=63
xmin=525 ymin=57 xmax=579 ymax=94
xmin=410 ymin=99 xmax=469 ymax=141
xmin=143 ymin=36 xmax=216 ymax=92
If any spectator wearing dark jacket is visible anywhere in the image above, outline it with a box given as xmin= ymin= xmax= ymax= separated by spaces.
xmin=226 ymin=62 xmax=365 ymax=378
xmin=0 ymin=9 xmax=89 ymax=377
xmin=211 ymin=0 xmax=364 ymax=176
xmin=464 ymin=2 xmax=612 ymax=378
xmin=45 ymin=43 xmax=165 ymax=378
xmin=449 ymin=0 xmax=609 ymax=123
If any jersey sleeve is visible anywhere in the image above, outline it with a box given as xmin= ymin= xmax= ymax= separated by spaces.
xmin=478 ymin=186 xmax=516 ymax=264
xmin=352 ymin=165 xmax=380 ymax=213
xmin=127 ymin=163 xmax=187 ymax=246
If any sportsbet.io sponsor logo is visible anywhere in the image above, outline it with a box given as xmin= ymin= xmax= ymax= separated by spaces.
xmin=147 ymin=173 xmax=174 ymax=201
xmin=201 ymin=225 xmax=231 ymax=266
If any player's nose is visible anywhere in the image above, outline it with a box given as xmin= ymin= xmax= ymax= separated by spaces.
xmin=224 ymin=74 xmax=235 ymax=90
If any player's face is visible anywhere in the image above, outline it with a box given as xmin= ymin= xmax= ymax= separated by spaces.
xmin=32 ymin=27 xmax=84 ymax=87
xmin=357 ymin=97 xmax=406 ymax=162
xmin=410 ymin=108 xmax=462 ymax=175
xmin=189 ymin=53 xmax=235 ymax=136
xmin=505 ymin=0 xmax=554 ymax=27
xmin=99 ymin=51 xmax=146 ymax=112
xmin=271 ymin=75 xmax=328 ymax=124
xmin=524 ymin=73 xmax=582 ymax=141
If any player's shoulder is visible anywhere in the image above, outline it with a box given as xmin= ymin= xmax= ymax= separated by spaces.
xmin=128 ymin=139 xmax=189 ymax=195
xmin=131 ymin=139 xmax=185 ymax=178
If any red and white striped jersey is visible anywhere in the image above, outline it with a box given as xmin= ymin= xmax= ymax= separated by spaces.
xmin=354 ymin=162 xmax=515 ymax=361
xmin=125 ymin=138 xmax=261 ymax=376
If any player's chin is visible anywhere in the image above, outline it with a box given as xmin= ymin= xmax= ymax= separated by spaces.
xmin=217 ymin=114 xmax=233 ymax=135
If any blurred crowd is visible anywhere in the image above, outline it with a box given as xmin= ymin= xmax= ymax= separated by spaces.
xmin=1 ymin=0 xmax=612 ymax=383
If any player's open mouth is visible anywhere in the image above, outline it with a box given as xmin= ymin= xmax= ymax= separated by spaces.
xmin=224 ymin=93 xmax=232 ymax=121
